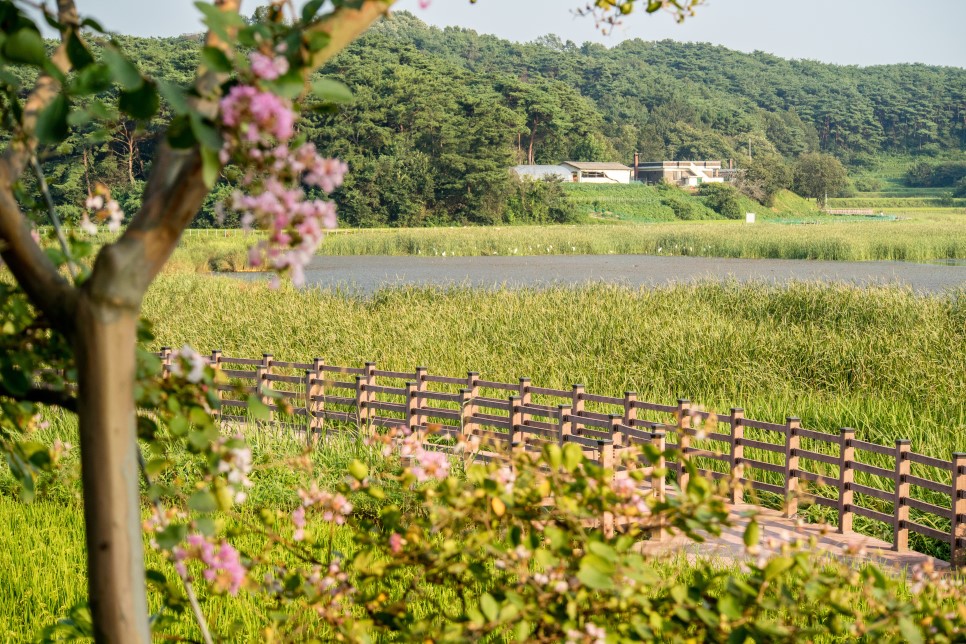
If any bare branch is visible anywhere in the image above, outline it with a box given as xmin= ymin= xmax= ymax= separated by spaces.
xmin=0 ymin=380 xmax=77 ymax=412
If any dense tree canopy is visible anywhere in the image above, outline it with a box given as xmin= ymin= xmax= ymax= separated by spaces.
xmin=14 ymin=11 xmax=966 ymax=228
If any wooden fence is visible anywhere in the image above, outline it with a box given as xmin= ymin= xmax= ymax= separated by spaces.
xmin=159 ymin=348 xmax=966 ymax=566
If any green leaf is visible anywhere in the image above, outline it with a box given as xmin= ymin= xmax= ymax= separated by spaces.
xmin=189 ymin=111 xmax=223 ymax=150
xmin=188 ymin=490 xmax=218 ymax=513
xmin=65 ymin=29 xmax=94 ymax=69
xmin=743 ymin=518 xmax=760 ymax=549
xmin=717 ymin=594 xmax=742 ymax=620
xmin=119 ymin=80 xmax=160 ymax=120
xmin=562 ymin=443 xmax=583 ymax=472
xmin=0 ymin=364 xmax=30 ymax=397
xmin=195 ymin=516 xmax=216 ymax=536
xmin=200 ymin=46 xmax=232 ymax=73
xmin=762 ymin=556 xmax=794 ymax=581
xmin=194 ymin=2 xmax=246 ymax=42
xmin=168 ymin=415 xmax=189 ymax=437
xmin=479 ymin=593 xmax=498 ymax=623
xmin=270 ymin=69 xmax=306 ymax=100
xmin=247 ymin=394 xmax=270 ymax=421
xmin=311 ymin=77 xmax=353 ymax=104
xmin=157 ymin=80 xmax=189 ymax=115
xmin=102 ymin=47 xmax=143 ymax=91
xmin=587 ymin=541 xmax=617 ymax=563
xmin=348 ymin=459 xmax=369 ymax=481
xmin=200 ymin=145 xmax=221 ymax=189
xmin=301 ymin=0 xmax=325 ymax=23
xmin=155 ymin=524 xmax=187 ymax=550
xmin=577 ymin=553 xmax=615 ymax=590
xmin=3 ymin=29 xmax=47 ymax=66
xmin=898 ymin=617 xmax=924 ymax=644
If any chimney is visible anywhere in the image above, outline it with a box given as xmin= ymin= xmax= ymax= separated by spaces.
xmin=633 ymin=151 xmax=639 ymax=182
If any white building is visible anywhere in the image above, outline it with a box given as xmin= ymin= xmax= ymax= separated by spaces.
xmin=635 ymin=161 xmax=728 ymax=188
xmin=559 ymin=161 xmax=633 ymax=184
xmin=510 ymin=165 xmax=574 ymax=181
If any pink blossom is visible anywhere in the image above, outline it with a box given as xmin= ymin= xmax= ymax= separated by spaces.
xmin=388 ymin=533 xmax=403 ymax=555
xmin=298 ymin=484 xmax=353 ymax=525
xmin=249 ymin=51 xmax=289 ymax=80
xmin=177 ymin=535 xmax=247 ymax=595
xmin=292 ymin=506 xmax=306 ymax=541
xmin=410 ymin=448 xmax=450 ymax=482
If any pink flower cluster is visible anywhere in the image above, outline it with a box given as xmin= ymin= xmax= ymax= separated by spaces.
xmin=610 ymin=476 xmax=651 ymax=519
xmin=249 ymin=51 xmax=289 ymax=81
xmin=219 ymin=79 xmax=347 ymax=287
xmin=81 ymin=193 xmax=124 ymax=234
xmin=410 ymin=447 xmax=450 ymax=482
xmin=220 ymin=85 xmax=294 ymax=144
xmin=174 ymin=534 xmax=246 ymax=595
xmin=291 ymin=483 xmax=353 ymax=540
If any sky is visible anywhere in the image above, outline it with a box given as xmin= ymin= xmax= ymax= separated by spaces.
xmin=57 ymin=0 xmax=965 ymax=67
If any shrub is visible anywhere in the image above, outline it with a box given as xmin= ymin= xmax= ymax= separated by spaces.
xmin=699 ymin=183 xmax=743 ymax=219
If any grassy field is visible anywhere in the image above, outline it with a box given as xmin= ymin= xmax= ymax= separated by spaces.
xmin=2 ymin=272 xmax=964 ymax=637
xmin=314 ymin=210 xmax=966 ymax=261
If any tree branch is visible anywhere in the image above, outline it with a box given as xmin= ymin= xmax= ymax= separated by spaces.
xmin=0 ymin=380 xmax=77 ymax=412
xmin=309 ymin=0 xmax=397 ymax=69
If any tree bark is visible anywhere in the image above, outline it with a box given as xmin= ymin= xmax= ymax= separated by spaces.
xmin=73 ymin=293 xmax=149 ymax=644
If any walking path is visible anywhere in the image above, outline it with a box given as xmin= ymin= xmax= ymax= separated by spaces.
xmin=641 ymin=501 xmax=949 ymax=572
xmin=233 ymin=255 xmax=966 ymax=294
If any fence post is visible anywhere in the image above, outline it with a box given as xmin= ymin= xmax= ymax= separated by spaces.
xmin=355 ymin=376 xmax=368 ymax=427
xmin=303 ymin=370 xmax=315 ymax=447
xmin=311 ymin=358 xmax=325 ymax=435
xmin=160 ymin=346 xmax=172 ymax=379
xmin=258 ymin=353 xmax=273 ymax=424
xmin=406 ymin=381 xmax=420 ymax=433
xmin=415 ymin=366 xmax=428 ymax=425
xmin=519 ymin=377 xmax=531 ymax=430
xmin=509 ymin=395 xmax=523 ymax=448
xmin=599 ymin=440 xmax=615 ymax=538
xmin=623 ymin=391 xmax=637 ymax=426
xmin=362 ymin=362 xmax=376 ymax=429
xmin=838 ymin=428 xmax=855 ymax=534
xmin=210 ymin=350 xmax=222 ymax=422
xmin=558 ymin=405 xmax=572 ymax=448
xmin=609 ymin=414 xmax=623 ymax=448
xmin=571 ymin=384 xmax=585 ymax=435
xmin=784 ymin=417 xmax=801 ymax=518
xmin=730 ymin=408 xmax=745 ymax=504
xmin=893 ymin=439 xmax=911 ymax=551
xmin=652 ymin=430 xmax=667 ymax=541
xmin=676 ymin=399 xmax=691 ymax=491
xmin=952 ymin=453 xmax=966 ymax=568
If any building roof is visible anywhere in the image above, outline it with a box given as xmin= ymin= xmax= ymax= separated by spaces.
xmin=511 ymin=165 xmax=573 ymax=180
xmin=561 ymin=161 xmax=632 ymax=171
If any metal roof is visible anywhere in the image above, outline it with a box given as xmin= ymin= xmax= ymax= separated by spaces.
xmin=511 ymin=165 xmax=573 ymax=180
xmin=561 ymin=161 xmax=632 ymax=171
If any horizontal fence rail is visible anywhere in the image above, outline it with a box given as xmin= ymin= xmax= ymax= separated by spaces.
xmin=159 ymin=348 xmax=966 ymax=566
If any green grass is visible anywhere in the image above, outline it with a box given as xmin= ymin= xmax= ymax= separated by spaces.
xmin=2 ymin=276 xmax=964 ymax=637
xmin=141 ymin=276 xmax=966 ymax=554
xmin=316 ymin=211 xmax=966 ymax=261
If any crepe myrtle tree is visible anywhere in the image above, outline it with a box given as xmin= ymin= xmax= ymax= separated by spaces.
xmin=0 ymin=0 xmax=706 ymax=641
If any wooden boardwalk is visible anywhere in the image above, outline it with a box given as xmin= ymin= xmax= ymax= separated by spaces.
xmin=640 ymin=501 xmax=950 ymax=572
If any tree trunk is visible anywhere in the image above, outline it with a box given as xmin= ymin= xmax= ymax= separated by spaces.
xmin=73 ymin=294 xmax=150 ymax=643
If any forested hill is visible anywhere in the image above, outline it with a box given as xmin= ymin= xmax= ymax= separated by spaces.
xmin=25 ymin=12 xmax=966 ymax=227
xmin=354 ymin=12 xmax=965 ymax=161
